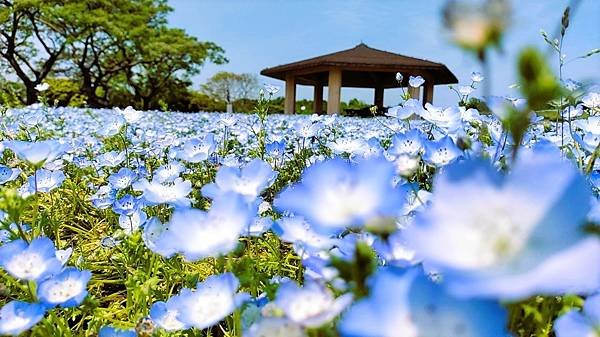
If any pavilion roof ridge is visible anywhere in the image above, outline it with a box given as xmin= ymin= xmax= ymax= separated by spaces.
xmin=261 ymin=43 xmax=448 ymax=74
xmin=354 ymin=43 xmax=446 ymax=67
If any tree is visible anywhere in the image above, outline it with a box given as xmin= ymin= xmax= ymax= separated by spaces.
xmin=124 ymin=27 xmax=227 ymax=110
xmin=63 ymin=0 xmax=172 ymax=107
xmin=0 ymin=0 xmax=76 ymax=104
xmin=0 ymin=0 xmax=227 ymax=108
xmin=201 ymin=72 xmax=259 ymax=104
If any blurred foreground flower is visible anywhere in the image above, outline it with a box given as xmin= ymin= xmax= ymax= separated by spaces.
xmin=443 ymin=0 xmax=510 ymax=58
xmin=338 ymin=267 xmax=508 ymax=337
xmin=0 ymin=301 xmax=46 ymax=336
xmin=151 ymin=193 xmax=252 ymax=261
xmin=405 ymin=146 xmax=600 ymax=299
xmin=274 ymin=157 xmax=405 ymax=235
xmin=150 ymin=273 xmax=247 ymax=331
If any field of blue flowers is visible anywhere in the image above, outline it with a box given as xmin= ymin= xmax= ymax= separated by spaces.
xmin=1 ymin=1 xmax=600 ymax=331
xmin=0 ymin=70 xmax=599 ymax=336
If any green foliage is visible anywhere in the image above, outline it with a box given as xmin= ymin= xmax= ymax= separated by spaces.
xmin=186 ymin=92 xmax=225 ymax=112
xmin=340 ymin=98 xmax=370 ymax=112
xmin=507 ymin=295 xmax=584 ymax=337
xmin=517 ymin=47 xmax=562 ymax=111
xmin=0 ymin=0 xmax=226 ymax=109
xmin=44 ymin=78 xmax=87 ymax=107
xmin=330 ymin=241 xmax=377 ymax=300
xmin=460 ymin=97 xmax=491 ymax=114
xmin=0 ymin=78 xmax=23 ymax=107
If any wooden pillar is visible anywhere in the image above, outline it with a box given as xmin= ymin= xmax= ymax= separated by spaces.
xmin=423 ymin=81 xmax=434 ymax=105
xmin=284 ymin=74 xmax=296 ymax=114
xmin=314 ymin=84 xmax=323 ymax=114
xmin=327 ymin=68 xmax=342 ymax=115
xmin=374 ymin=86 xmax=384 ymax=107
xmin=408 ymin=86 xmax=420 ymax=100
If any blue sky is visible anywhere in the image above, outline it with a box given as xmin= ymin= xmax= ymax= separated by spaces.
xmin=169 ymin=0 xmax=599 ymax=107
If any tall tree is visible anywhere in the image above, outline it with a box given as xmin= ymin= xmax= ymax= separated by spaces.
xmin=201 ymin=71 xmax=259 ymax=104
xmin=125 ymin=27 xmax=227 ymax=110
xmin=0 ymin=0 xmax=74 ymax=104
xmin=0 ymin=0 xmax=227 ymax=108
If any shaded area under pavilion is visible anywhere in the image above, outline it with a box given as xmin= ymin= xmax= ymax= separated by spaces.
xmin=261 ymin=43 xmax=458 ymax=115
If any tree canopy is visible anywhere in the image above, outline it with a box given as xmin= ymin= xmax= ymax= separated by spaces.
xmin=201 ymin=71 xmax=260 ymax=104
xmin=0 ymin=0 xmax=227 ymax=107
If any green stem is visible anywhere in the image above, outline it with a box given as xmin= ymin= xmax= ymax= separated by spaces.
xmin=585 ymin=141 xmax=600 ymax=174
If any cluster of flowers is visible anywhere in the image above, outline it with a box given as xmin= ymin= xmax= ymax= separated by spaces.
xmin=0 ymin=74 xmax=599 ymax=336
xmin=0 ymin=237 xmax=90 ymax=335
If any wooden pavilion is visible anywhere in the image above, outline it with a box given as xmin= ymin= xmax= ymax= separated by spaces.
xmin=260 ymin=43 xmax=458 ymax=115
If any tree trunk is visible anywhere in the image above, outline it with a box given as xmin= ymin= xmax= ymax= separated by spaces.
xmin=25 ymin=84 xmax=38 ymax=105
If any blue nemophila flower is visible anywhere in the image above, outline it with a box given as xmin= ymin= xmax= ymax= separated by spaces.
xmin=408 ymin=75 xmax=425 ymax=88
xmin=96 ymin=151 xmax=126 ymax=168
xmin=574 ymin=116 xmax=600 ymax=135
xmin=574 ymin=132 xmax=600 ymax=153
xmin=202 ymin=159 xmax=278 ymax=202
xmin=133 ymin=177 xmax=192 ymax=208
xmin=177 ymin=134 xmax=216 ymax=163
xmin=166 ymin=273 xmax=248 ymax=330
xmin=0 ymin=165 xmax=21 ymax=185
xmin=273 ymin=216 xmax=335 ymax=254
xmin=100 ymin=236 xmax=121 ymax=249
xmin=471 ymin=71 xmax=484 ymax=82
xmin=422 ymin=135 xmax=462 ymax=167
xmin=90 ymin=185 xmax=117 ymax=209
xmin=338 ymin=267 xmax=508 ymax=337
xmin=98 ymin=326 xmax=136 ymax=337
xmin=72 ymin=156 xmax=93 ymax=169
xmin=372 ymin=230 xmax=417 ymax=268
xmin=153 ymin=161 xmax=184 ymax=183
xmin=97 ymin=115 xmax=125 ymax=137
xmin=0 ymin=301 xmax=46 ymax=336
xmin=388 ymin=129 xmax=427 ymax=156
xmin=554 ymin=293 xmax=600 ymax=337
xmin=274 ymin=157 xmax=405 ymax=235
xmin=405 ymin=147 xmax=600 ymax=300
xmin=149 ymin=296 xmax=190 ymax=331
xmin=485 ymin=96 xmax=520 ymax=121
xmin=275 ymin=279 xmax=353 ymax=328
xmin=356 ymin=137 xmax=383 ymax=159
xmin=25 ymin=169 xmax=65 ymax=194
xmin=4 ymin=140 xmax=64 ymax=166
xmin=0 ymin=237 xmax=62 ymax=281
xmin=37 ymin=267 xmax=91 ymax=308
xmin=419 ymin=104 xmax=463 ymax=133
xmin=246 ymin=317 xmax=306 ymax=337
xmin=582 ymin=91 xmax=600 ymax=109
xmin=119 ymin=210 xmax=147 ymax=234
xmin=294 ymin=120 xmax=321 ymax=138
xmin=266 ymin=140 xmax=286 ymax=157
xmin=244 ymin=216 xmax=274 ymax=237
xmin=112 ymin=194 xmax=142 ymax=216
xmin=153 ymin=193 xmax=252 ymax=261
xmin=115 ymin=106 xmax=142 ymax=124
xmin=22 ymin=111 xmax=45 ymax=126
xmin=55 ymin=247 xmax=72 ymax=265
xmin=386 ymin=99 xmax=425 ymax=120
xmin=108 ymin=168 xmax=137 ymax=190
xmin=142 ymin=217 xmax=175 ymax=257
xmin=328 ymin=138 xmax=370 ymax=157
